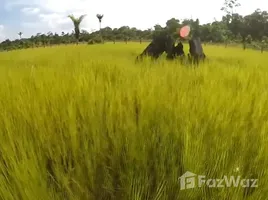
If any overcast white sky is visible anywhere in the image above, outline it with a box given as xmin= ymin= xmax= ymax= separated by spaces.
xmin=0 ymin=0 xmax=267 ymax=41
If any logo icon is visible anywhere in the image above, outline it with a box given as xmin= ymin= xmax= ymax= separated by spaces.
xmin=178 ymin=171 xmax=198 ymax=190
xmin=178 ymin=171 xmax=258 ymax=190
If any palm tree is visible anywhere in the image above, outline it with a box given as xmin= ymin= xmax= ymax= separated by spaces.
xmin=96 ymin=14 xmax=104 ymax=30
xmin=96 ymin=14 xmax=104 ymax=43
xmin=18 ymin=32 xmax=23 ymax=39
xmin=68 ymin=14 xmax=86 ymax=45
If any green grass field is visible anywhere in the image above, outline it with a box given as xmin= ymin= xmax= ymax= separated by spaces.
xmin=0 ymin=42 xmax=268 ymax=200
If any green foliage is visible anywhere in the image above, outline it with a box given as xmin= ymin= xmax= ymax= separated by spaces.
xmin=260 ymin=36 xmax=268 ymax=52
xmin=246 ymin=35 xmax=252 ymax=44
xmin=166 ymin=18 xmax=180 ymax=34
xmin=262 ymin=36 xmax=268 ymax=44
xmin=88 ymin=36 xmax=103 ymax=44
xmin=236 ymin=33 xmax=243 ymax=42
xmin=0 ymin=43 xmax=268 ymax=199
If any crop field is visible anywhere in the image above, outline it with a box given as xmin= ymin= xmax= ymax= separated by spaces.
xmin=0 ymin=42 xmax=268 ymax=199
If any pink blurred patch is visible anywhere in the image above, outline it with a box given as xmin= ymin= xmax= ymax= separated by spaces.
xmin=179 ymin=25 xmax=191 ymax=38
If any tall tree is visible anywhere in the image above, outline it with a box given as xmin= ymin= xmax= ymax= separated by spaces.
xmin=96 ymin=14 xmax=104 ymax=43
xmin=18 ymin=32 xmax=23 ymax=39
xmin=221 ymin=0 xmax=242 ymax=46
xmin=96 ymin=14 xmax=104 ymax=30
xmin=221 ymin=0 xmax=241 ymax=18
xmin=192 ymin=18 xmax=201 ymax=38
xmin=166 ymin=18 xmax=180 ymax=34
xmin=68 ymin=14 xmax=87 ymax=45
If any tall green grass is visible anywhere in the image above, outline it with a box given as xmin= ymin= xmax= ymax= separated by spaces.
xmin=0 ymin=42 xmax=268 ymax=199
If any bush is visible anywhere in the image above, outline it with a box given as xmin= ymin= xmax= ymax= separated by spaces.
xmin=88 ymin=36 xmax=103 ymax=45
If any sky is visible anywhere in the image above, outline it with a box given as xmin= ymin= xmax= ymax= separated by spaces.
xmin=0 ymin=0 xmax=267 ymax=41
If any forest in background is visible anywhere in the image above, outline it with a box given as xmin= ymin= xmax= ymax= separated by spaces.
xmin=1 ymin=0 xmax=268 ymax=51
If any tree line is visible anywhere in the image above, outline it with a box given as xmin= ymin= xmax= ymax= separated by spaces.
xmin=0 ymin=1 xmax=268 ymax=51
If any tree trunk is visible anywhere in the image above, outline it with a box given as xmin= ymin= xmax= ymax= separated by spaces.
xmin=243 ymin=42 xmax=246 ymax=50
xmin=99 ymin=22 xmax=104 ymax=44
